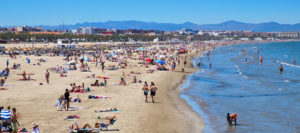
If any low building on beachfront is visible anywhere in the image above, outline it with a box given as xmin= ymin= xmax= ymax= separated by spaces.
xmin=254 ymin=37 xmax=263 ymax=41
xmin=57 ymin=39 xmax=71 ymax=44
xmin=276 ymin=32 xmax=300 ymax=38
xmin=240 ymin=38 xmax=250 ymax=41
xmin=0 ymin=27 xmax=7 ymax=33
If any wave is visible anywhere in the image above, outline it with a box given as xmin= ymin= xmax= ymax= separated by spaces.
xmin=200 ymin=92 xmax=299 ymax=98
xmin=280 ymin=61 xmax=300 ymax=68
xmin=235 ymin=65 xmax=249 ymax=79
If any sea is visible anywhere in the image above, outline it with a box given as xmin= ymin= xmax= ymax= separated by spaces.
xmin=181 ymin=41 xmax=300 ymax=133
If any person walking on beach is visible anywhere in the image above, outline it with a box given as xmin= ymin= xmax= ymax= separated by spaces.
xmin=45 ymin=69 xmax=50 ymax=84
xmin=150 ymin=82 xmax=157 ymax=103
xmin=142 ymin=82 xmax=149 ymax=102
xmin=64 ymin=89 xmax=70 ymax=111
xmin=101 ymin=61 xmax=105 ymax=73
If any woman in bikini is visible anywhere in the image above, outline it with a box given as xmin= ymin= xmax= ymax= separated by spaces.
xmin=142 ymin=81 xmax=149 ymax=102
xmin=150 ymin=82 xmax=158 ymax=103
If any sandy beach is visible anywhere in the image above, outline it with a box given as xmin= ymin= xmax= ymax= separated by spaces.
xmin=0 ymin=42 xmax=205 ymax=133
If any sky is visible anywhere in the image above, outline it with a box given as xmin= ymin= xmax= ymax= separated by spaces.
xmin=0 ymin=0 xmax=300 ymax=26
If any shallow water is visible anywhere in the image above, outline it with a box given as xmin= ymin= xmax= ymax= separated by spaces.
xmin=181 ymin=41 xmax=300 ymax=133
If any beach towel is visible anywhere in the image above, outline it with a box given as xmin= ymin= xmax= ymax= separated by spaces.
xmin=3 ymin=85 xmax=16 ymax=87
xmin=18 ymin=79 xmax=35 ymax=81
xmin=98 ymin=76 xmax=110 ymax=79
xmin=95 ymin=109 xmax=118 ymax=113
xmin=0 ymin=109 xmax=11 ymax=120
xmin=88 ymin=95 xmax=111 ymax=100
xmin=65 ymin=115 xmax=80 ymax=120
xmin=69 ymin=106 xmax=83 ymax=110
xmin=71 ymin=90 xmax=85 ymax=93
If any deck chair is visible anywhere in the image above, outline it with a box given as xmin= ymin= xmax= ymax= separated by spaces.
xmin=68 ymin=128 xmax=99 ymax=133
xmin=0 ymin=70 xmax=5 ymax=77
xmin=1 ymin=120 xmax=12 ymax=132
xmin=100 ymin=119 xmax=117 ymax=131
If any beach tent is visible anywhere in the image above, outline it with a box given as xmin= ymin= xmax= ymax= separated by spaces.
xmin=0 ymin=109 xmax=11 ymax=120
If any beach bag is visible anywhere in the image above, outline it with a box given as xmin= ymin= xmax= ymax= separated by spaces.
xmin=100 ymin=83 xmax=104 ymax=86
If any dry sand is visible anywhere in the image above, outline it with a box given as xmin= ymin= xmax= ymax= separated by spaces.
xmin=0 ymin=44 xmax=204 ymax=133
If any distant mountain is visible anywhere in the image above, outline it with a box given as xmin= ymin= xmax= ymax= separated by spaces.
xmin=39 ymin=20 xmax=300 ymax=32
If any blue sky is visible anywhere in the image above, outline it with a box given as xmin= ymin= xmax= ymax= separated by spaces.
xmin=0 ymin=0 xmax=299 ymax=26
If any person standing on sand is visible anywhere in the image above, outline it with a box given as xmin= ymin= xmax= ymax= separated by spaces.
xmin=11 ymin=108 xmax=20 ymax=133
xmin=64 ymin=89 xmax=70 ymax=111
xmin=6 ymin=59 xmax=9 ymax=68
xmin=150 ymin=82 xmax=157 ymax=103
xmin=171 ymin=61 xmax=176 ymax=71
xmin=45 ymin=69 xmax=50 ymax=84
xmin=101 ymin=61 xmax=105 ymax=73
xmin=142 ymin=82 xmax=149 ymax=102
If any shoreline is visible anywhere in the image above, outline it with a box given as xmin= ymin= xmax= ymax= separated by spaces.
xmin=175 ymin=40 xmax=300 ymax=133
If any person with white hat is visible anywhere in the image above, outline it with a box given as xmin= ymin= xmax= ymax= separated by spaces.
xmin=32 ymin=122 xmax=40 ymax=133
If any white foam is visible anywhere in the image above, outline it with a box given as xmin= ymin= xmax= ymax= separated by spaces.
xmin=278 ymin=88 xmax=284 ymax=91
xmin=281 ymin=61 xmax=300 ymax=68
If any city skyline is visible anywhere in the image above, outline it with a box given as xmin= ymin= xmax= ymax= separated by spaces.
xmin=0 ymin=0 xmax=300 ymax=26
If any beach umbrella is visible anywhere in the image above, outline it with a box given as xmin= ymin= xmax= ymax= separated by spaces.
xmin=145 ymin=58 xmax=152 ymax=62
xmin=155 ymin=60 xmax=165 ymax=64
xmin=67 ymin=60 xmax=76 ymax=65
xmin=159 ymin=55 xmax=166 ymax=59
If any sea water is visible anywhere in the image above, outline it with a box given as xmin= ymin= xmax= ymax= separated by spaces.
xmin=181 ymin=41 xmax=300 ymax=133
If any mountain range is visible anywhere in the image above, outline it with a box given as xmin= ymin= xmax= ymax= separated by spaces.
xmin=39 ymin=20 xmax=300 ymax=32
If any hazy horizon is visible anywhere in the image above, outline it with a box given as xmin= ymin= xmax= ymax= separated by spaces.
xmin=1 ymin=20 xmax=300 ymax=28
xmin=0 ymin=0 xmax=300 ymax=26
